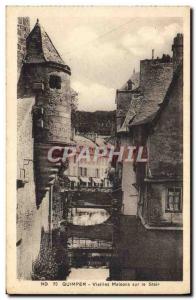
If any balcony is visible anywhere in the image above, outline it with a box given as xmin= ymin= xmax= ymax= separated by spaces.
xmin=59 ymin=176 xmax=113 ymax=193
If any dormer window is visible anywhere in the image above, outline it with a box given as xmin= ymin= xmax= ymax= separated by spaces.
xmin=127 ymin=79 xmax=133 ymax=91
xmin=49 ymin=75 xmax=61 ymax=89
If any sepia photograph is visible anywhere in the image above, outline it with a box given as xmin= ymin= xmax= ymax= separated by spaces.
xmin=6 ymin=6 xmax=190 ymax=294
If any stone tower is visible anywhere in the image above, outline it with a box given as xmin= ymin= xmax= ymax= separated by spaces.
xmin=172 ymin=33 xmax=183 ymax=72
xmin=18 ymin=19 xmax=72 ymax=206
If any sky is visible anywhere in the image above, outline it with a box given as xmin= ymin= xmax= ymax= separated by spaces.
xmin=30 ymin=15 xmax=183 ymax=111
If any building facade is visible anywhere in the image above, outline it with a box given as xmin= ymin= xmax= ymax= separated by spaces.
xmin=115 ymin=34 xmax=183 ymax=228
xmin=17 ymin=18 xmax=72 ymax=278
xmin=64 ymin=135 xmax=112 ymax=190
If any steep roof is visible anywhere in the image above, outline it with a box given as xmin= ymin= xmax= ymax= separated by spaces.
xmin=130 ymin=95 xmax=157 ymax=126
xmin=130 ymin=65 xmax=173 ymax=126
xmin=147 ymin=64 xmax=183 ymax=179
xmin=118 ymin=108 xmax=136 ymax=133
xmin=151 ymin=64 xmax=183 ymax=126
xmin=117 ymin=87 xmax=144 ymax=133
xmin=25 ymin=19 xmax=66 ymax=66
xmin=118 ymin=62 xmax=176 ymax=132
xmin=131 ymin=64 xmax=182 ymax=128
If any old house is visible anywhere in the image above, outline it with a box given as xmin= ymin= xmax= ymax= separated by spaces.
xmin=116 ymin=70 xmax=140 ymax=132
xmin=115 ymin=34 xmax=183 ymax=228
xmin=63 ymin=135 xmax=112 ymax=189
xmin=139 ymin=63 xmax=183 ymax=227
xmin=17 ymin=18 xmax=72 ymax=278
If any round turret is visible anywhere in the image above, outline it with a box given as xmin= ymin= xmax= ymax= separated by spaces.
xmin=18 ymin=20 xmax=72 ymax=206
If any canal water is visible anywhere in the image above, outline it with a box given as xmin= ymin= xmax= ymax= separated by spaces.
xmin=32 ymin=207 xmax=183 ymax=281
xmin=66 ymin=207 xmax=114 ymax=281
xmin=67 ymin=208 xmax=110 ymax=226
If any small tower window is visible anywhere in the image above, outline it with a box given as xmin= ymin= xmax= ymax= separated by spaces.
xmin=49 ymin=75 xmax=61 ymax=89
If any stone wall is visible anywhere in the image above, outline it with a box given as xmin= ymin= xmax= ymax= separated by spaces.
xmin=18 ymin=62 xmax=72 ymax=205
xmin=16 ymin=18 xmax=72 ymax=279
xmin=17 ymin=98 xmax=50 ymax=279
xmin=52 ymin=182 xmax=67 ymax=230
xmin=18 ymin=64 xmax=71 ymax=143
xmin=17 ymin=17 xmax=30 ymax=77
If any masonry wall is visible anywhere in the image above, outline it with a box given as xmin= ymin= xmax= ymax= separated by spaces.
xmin=16 ymin=18 xmax=73 ymax=279
xmin=17 ymin=17 xmax=30 ymax=77
xmin=18 ymin=64 xmax=71 ymax=143
xmin=17 ymin=98 xmax=50 ymax=279
xmin=17 ymin=17 xmax=50 ymax=279
xmin=18 ymin=62 xmax=72 ymax=205
xmin=52 ymin=182 xmax=67 ymax=230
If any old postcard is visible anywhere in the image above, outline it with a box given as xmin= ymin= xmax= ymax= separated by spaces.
xmin=6 ymin=6 xmax=190 ymax=294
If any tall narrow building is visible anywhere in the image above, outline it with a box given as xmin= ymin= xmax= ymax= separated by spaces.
xmin=18 ymin=19 xmax=72 ymax=206
xmin=17 ymin=19 xmax=72 ymax=279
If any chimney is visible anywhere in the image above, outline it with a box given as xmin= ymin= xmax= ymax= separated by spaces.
xmin=152 ymin=49 xmax=154 ymax=60
xmin=172 ymin=33 xmax=183 ymax=72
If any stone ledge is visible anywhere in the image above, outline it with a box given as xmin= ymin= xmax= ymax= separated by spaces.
xmin=139 ymin=213 xmax=183 ymax=231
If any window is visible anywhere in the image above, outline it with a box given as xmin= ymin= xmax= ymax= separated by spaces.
xmin=49 ymin=75 xmax=61 ymax=89
xmin=79 ymin=167 xmax=87 ymax=177
xmin=166 ymin=188 xmax=182 ymax=212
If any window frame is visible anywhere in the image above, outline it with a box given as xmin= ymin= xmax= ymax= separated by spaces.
xmin=165 ymin=187 xmax=182 ymax=213
xmin=79 ymin=167 xmax=87 ymax=177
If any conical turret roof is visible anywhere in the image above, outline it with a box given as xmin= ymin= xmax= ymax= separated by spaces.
xmin=25 ymin=19 xmax=66 ymax=66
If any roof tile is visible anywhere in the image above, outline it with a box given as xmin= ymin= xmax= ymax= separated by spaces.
xmin=25 ymin=20 xmax=65 ymax=65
